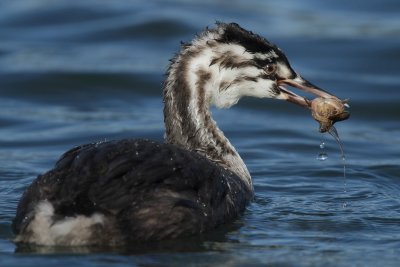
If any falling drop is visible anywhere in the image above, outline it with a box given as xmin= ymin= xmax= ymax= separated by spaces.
xmin=317 ymin=138 xmax=328 ymax=161
xmin=319 ymin=141 xmax=325 ymax=149
xmin=317 ymin=152 xmax=328 ymax=161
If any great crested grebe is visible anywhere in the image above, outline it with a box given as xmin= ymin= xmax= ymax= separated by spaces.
xmin=13 ymin=22 xmax=346 ymax=246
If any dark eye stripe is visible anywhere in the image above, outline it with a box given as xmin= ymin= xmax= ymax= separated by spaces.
xmin=253 ymin=58 xmax=272 ymax=67
xmin=210 ymin=55 xmax=259 ymax=69
xmin=243 ymin=76 xmax=258 ymax=82
xmin=257 ymin=73 xmax=275 ymax=80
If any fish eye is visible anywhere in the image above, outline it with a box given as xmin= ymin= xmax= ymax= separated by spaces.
xmin=264 ymin=63 xmax=277 ymax=75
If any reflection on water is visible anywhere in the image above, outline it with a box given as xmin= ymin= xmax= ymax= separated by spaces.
xmin=1 ymin=0 xmax=400 ymax=266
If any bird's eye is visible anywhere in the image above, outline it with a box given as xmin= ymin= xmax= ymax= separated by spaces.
xmin=264 ymin=63 xmax=277 ymax=75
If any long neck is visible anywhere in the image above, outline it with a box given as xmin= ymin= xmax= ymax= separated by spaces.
xmin=163 ymin=42 xmax=252 ymax=188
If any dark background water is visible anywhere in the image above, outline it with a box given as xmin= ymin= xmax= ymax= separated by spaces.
xmin=1 ymin=0 xmax=399 ymax=266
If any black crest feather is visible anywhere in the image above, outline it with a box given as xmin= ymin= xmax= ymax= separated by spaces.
xmin=216 ymin=22 xmax=277 ymax=54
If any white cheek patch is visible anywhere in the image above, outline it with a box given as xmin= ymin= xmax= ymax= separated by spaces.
xmin=213 ymin=78 xmax=277 ymax=108
xmin=277 ymin=63 xmax=293 ymax=79
xmin=244 ymin=79 xmax=277 ymax=98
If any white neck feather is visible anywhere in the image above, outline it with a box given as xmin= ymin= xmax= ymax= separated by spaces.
xmin=163 ymin=32 xmax=255 ymax=189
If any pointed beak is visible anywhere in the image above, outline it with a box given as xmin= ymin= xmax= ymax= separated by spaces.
xmin=277 ymin=76 xmax=336 ymax=108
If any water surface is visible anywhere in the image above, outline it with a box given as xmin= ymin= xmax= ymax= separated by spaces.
xmin=1 ymin=0 xmax=400 ymax=266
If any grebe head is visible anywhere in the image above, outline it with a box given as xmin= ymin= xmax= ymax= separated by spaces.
xmin=163 ymin=22 xmax=346 ymax=185
xmin=166 ymin=22 xmax=341 ymax=110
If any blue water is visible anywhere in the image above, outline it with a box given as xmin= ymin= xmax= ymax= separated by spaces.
xmin=1 ymin=0 xmax=400 ymax=266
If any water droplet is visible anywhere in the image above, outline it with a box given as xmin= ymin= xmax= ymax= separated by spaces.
xmin=317 ymin=152 xmax=328 ymax=161
xmin=317 ymin=138 xmax=328 ymax=161
xmin=319 ymin=141 xmax=325 ymax=149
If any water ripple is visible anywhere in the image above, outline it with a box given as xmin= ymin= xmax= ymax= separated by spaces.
xmin=0 ymin=0 xmax=399 ymax=266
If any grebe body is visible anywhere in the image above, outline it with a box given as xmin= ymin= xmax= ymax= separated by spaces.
xmin=13 ymin=23 xmax=343 ymax=246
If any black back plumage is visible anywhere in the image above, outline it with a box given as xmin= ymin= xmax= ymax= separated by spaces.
xmin=13 ymin=139 xmax=252 ymax=244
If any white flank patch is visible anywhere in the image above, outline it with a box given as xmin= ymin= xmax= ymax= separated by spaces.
xmin=16 ymin=200 xmax=105 ymax=246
